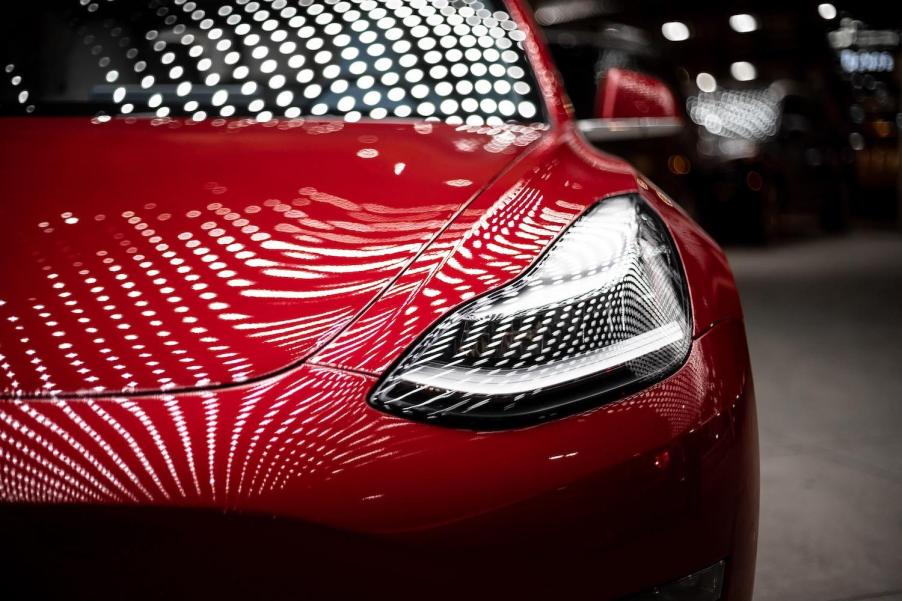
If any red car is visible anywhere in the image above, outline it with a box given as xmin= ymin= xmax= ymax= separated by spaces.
xmin=0 ymin=1 xmax=757 ymax=599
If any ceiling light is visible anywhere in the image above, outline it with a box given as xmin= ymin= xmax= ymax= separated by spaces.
xmin=729 ymin=14 xmax=758 ymax=33
xmin=818 ymin=3 xmax=837 ymax=19
xmin=661 ymin=22 xmax=690 ymax=42
xmin=730 ymin=61 xmax=757 ymax=81
xmin=696 ymin=72 xmax=717 ymax=93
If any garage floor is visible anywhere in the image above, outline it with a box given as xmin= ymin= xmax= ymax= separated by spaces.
xmin=727 ymin=232 xmax=902 ymax=601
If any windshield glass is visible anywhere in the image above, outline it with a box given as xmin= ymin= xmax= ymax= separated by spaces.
xmin=1 ymin=0 xmax=545 ymax=125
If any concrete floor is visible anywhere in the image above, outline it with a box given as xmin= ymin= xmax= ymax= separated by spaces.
xmin=727 ymin=232 xmax=902 ymax=601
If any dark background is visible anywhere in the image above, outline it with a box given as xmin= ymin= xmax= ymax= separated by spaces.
xmin=530 ymin=1 xmax=902 ymax=598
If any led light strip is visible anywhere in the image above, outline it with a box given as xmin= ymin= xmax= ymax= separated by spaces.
xmin=398 ymin=321 xmax=684 ymax=395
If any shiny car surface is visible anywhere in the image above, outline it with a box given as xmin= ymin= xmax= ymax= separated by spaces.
xmin=0 ymin=1 xmax=757 ymax=599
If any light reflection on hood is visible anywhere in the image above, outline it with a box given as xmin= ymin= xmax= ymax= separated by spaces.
xmin=0 ymin=118 xmax=546 ymax=397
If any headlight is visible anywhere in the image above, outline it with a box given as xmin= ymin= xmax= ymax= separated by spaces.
xmin=370 ymin=195 xmax=692 ymax=428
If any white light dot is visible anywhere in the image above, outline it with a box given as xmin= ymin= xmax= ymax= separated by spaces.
xmin=696 ymin=72 xmax=717 ymax=93
xmin=661 ymin=21 xmax=690 ymax=42
xmin=518 ymin=101 xmax=537 ymax=119
xmin=818 ymin=3 xmax=837 ymax=19
xmin=440 ymin=99 xmax=458 ymax=114
xmin=363 ymin=90 xmax=381 ymax=105
xmin=729 ymin=14 xmax=758 ymax=33
xmin=730 ymin=61 xmax=757 ymax=81
xmin=212 ymin=89 xmax=229 ymax=105
xmin=435 ymin=81 xmax=453 ymax=96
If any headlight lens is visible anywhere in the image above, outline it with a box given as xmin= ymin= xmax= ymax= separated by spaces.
xmin=370 ymin=195 xmax=691 ymax=427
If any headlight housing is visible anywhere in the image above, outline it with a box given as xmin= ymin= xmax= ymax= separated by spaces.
xmin=370 ymin=195 xmax=691 ymax=428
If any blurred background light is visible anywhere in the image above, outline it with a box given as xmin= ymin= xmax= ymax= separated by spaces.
xmin=818 ymin=3 xmax=838 ymax=19
xmin=730 ymin=61 xmax=758 ymax=81
xmin=729 ymin=13 xmax=759 ymax=33
xmin=661 ymin=21 xmax=690 ymax=42
xmin=687 ymin=87 xmax=781 ymax=142
xmin=695 ymin=72 xmax=717 ymax=93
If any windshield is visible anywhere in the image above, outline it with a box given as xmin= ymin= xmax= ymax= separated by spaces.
xmin=1 ymin=0 xmax=545 ymax=126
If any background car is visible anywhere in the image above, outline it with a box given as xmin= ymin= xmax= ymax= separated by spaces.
xmin=540 ymin=5 xmax=867 ymax=243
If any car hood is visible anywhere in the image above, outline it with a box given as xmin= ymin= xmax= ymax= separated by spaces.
xmin=0 ymin=117 xmax=546 ymax=397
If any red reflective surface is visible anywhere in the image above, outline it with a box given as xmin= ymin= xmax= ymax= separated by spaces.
xmin=0 ymin=118 xmax=543 ymax=396
xmin=594 ymin=67 xmax=681 ymax=120
xmin=0 ymin=320 xmax=756 ymax=599
xmin=0 ymin=0 xmax=757 ymax=598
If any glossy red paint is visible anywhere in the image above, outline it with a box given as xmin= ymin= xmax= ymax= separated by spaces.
xmin=594 ymin=67 xmax=681 ymax=120
xmin=0 ymin=320 xmax=756 ymax=599
xmin=0 ymin=118 xmax=543 ymax=397
xmin=0 ymin=0 xmax=757 ymax=598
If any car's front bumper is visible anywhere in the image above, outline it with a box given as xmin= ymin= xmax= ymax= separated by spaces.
xmin=0 ymin=319 xmax=757 ymax=600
